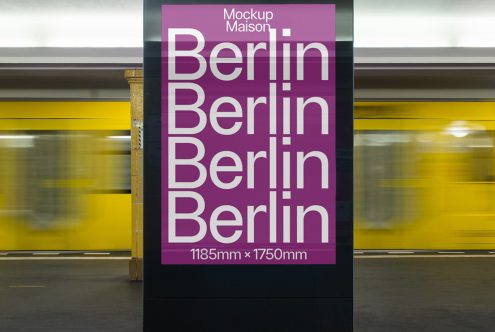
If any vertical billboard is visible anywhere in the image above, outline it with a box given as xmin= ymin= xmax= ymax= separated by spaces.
xmin=162 ymin=4 xmax=336 ymax=265
xmin=145 ymin=0 xmax=353 ymax=330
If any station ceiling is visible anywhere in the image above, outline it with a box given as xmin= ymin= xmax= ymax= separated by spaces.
xmin=1 ymin=0 xmax=495 ymax=65
xmin=1 ymin=0 xmax=495 ymax=100
xmin=0 ymin=0 xmax=142 ymax=48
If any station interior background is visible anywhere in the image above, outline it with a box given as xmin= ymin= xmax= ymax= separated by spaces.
xmin=1 ymin=0 xmax=495 ymax=331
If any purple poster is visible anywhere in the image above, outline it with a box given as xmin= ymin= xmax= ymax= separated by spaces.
xmin=161 ymin=4 xmax=336 ymax=264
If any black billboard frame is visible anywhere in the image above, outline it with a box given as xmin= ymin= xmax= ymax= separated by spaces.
xmin=143 ymin=0 xmax=353 ymax=330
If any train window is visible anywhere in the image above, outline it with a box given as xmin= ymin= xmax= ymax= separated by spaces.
xmin=25 ymin=132 xmax=87 ymax=228
xmin=355 ymin=131 xmax=419 ymax=229
xmin=0 ymin=133 xmax=35 ymax=216
xmin=443 ymin=122 xmax=495 ymax=182
xmin=106 ymin=133 xmax=131 ymax=192
xmin=468 ymin=132 xmax=495 ymax=182
xmin=93 ymin=131 xmax=131 ymax=193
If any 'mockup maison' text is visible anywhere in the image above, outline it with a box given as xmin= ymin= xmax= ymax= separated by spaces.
xmin=224 ymin=8 xmax=274 ymax=32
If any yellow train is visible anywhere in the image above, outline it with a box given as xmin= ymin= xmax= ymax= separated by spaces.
xmin=0 ymin=102 xmax=131 ymax=251
xmin=2 ymin=101 xmax=494 ymax=251
xmin=355 ymin=102 xmax=495 ymax=250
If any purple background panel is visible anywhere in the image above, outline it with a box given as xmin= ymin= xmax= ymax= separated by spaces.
xmin=162 ymin=4 xmax=336 ymax=264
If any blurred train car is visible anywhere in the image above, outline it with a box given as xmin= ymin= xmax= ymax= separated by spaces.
xmin=355 ymin=102 xmax=495 ymax=250
xmin=0 ymin=102 xmax=131 ymax=251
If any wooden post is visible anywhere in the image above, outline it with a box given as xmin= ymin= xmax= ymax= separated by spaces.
xmin=125 ymin=69 xmax=143 ymax=281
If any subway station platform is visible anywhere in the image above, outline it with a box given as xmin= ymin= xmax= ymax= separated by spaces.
xmin=0 ymin=258 xmax=142 ymax=332
xmin=1 ymin=255 xmax=494 ymax=331
xmin=355 ymin=255 xmax=495 ymax=332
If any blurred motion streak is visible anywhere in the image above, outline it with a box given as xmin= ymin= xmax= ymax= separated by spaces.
xmin=4 ymin=101 xmax=495 ymax=251
xmin=0 ymin=102 xmax=131 ymax=251
xmin=355 ymin=102 xmax=495 ymax=250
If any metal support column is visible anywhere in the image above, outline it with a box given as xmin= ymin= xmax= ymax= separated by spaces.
xmin=125 ymin=69 xmax=143 ymax=281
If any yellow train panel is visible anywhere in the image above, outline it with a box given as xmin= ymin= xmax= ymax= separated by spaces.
xmin=0 ymin=102 xmax=131 ymax=251
xmin=355 ymin=102 xmax=495 ymax=250
xmin=0 ymin=102 xmax=130 ymax=119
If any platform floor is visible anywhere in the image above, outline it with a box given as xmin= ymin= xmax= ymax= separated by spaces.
xmin=355 ymin=256 xmax=495 ymax=332
xmin=0 ymin=259 xmax=142 ymax=332
xmin=1 ymin=257 xmax=494 ymax=331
